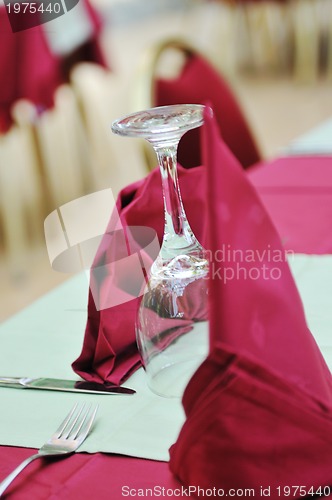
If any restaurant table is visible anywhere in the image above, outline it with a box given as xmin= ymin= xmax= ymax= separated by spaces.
xmin=0 ymin=153 xmax=332 ymax=499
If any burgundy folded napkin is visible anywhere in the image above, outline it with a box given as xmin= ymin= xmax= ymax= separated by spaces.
xmin=72 ymin=164 xmax=208 ymax=385
xmin=169 ymin=109 xmax=332 ymax=496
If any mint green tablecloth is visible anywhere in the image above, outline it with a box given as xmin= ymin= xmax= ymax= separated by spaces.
xmin=0 ymin=272 xmax=185 ymax=461
xmin=0 ymin=255 xmax=331 ymax=461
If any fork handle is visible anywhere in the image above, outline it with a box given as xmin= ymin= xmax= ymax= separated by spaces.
xmin=0 ymin=453 xmax=41 ymax=497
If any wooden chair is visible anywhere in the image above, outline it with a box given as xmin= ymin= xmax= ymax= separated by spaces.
xmin=238 ymin=0 xmax=292 ymax=74
xmin=132 ymin=37 xmax=261 ymax=171
xmin=70 ymin=62 xmax=148 ymax=193
xmin=0 ymin=103 xmax=44 ymax=274
xmin=34 ymin=85 xmax=88 ymax=209
xmin=291 ymin=0 xmax=320 ymax=82
xmin=0 ymin=86 xmax=92 ymax=275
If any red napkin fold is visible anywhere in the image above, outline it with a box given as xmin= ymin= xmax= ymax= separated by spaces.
xmin=169 ymin=109 xmax=332 ymax=497
xmin=72 ymin=164 xmax=208 ymax=385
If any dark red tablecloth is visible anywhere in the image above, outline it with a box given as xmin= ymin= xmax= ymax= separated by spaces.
xmin=248 ymin=155 xmax=332 ymax=254
xmin=0 ymin=155 xmax=331 ymax=499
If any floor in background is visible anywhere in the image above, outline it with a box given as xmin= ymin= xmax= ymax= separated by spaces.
xmin=0 ymin=246 xmax=72 ymax=322
xmin=233 ymin=75 xmax=332 ymax=159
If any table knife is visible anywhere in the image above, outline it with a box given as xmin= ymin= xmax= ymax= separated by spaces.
xmin=0 ymin=376 xmax=135 ymax=395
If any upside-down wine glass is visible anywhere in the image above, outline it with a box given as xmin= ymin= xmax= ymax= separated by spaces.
xmin=112 ymin=104 xmax=210 ymax=397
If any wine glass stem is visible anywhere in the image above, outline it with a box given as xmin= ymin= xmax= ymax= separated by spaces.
xmin=155 ymin=144 xmax=196 ymax=252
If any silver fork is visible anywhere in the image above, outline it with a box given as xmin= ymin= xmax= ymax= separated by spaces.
xmin=0 ymin=402 xmax=98 ymax=497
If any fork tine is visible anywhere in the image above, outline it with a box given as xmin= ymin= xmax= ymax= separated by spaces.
xmin=53 ymin=403 xmax=79 ymax=438
xmin=72 ymin=404 xmax=98 ymax=440
xmin=61 ymin=403 xmax=86 ymax=439
xmin=52 ymin=403 xmax=98 ymax=441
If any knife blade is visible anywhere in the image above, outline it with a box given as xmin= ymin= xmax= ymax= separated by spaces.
xmin=0 ymin=377 xmax=135 ymax=395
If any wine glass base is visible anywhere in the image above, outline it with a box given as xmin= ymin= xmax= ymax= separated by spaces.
xmin=111 ymin=104 xmax=205 ymax=146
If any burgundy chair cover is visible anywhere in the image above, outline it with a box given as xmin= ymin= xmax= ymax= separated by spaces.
xmin=156 ymin=53 xmax=261 ymax=169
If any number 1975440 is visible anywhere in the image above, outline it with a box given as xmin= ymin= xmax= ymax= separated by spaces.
xmin=5 ymin=2 xmax=62 ymax=14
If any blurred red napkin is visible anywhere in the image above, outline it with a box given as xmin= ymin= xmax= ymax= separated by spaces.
xmin=0 ymin=6 xmax=60 ymax=133
xmin=0 ymin=1 xmax=105 ymax=133
xmin=72 ymin=164 xmax=208 ymax=384
xmin=169 ymin=109 xmax=332 ymax=496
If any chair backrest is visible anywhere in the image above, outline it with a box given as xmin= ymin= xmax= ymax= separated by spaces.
xmin=133 ymin=38 xmax=261 ymax=171
xmin=2 ymin=89 xmax=89 ymax=273
xmin=35 ymin=85 xmax=88 ymax=209
xmin=70 ymin=63 xmax=148 ymax=193
xmin=0 ymin=102 xmax=44 ymax=273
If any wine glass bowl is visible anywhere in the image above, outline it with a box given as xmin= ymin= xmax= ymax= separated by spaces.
xmin=136 ymin=266 xmax=209 ymax=398
xmin=112 ymin=104 xmax=210 ymax=398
